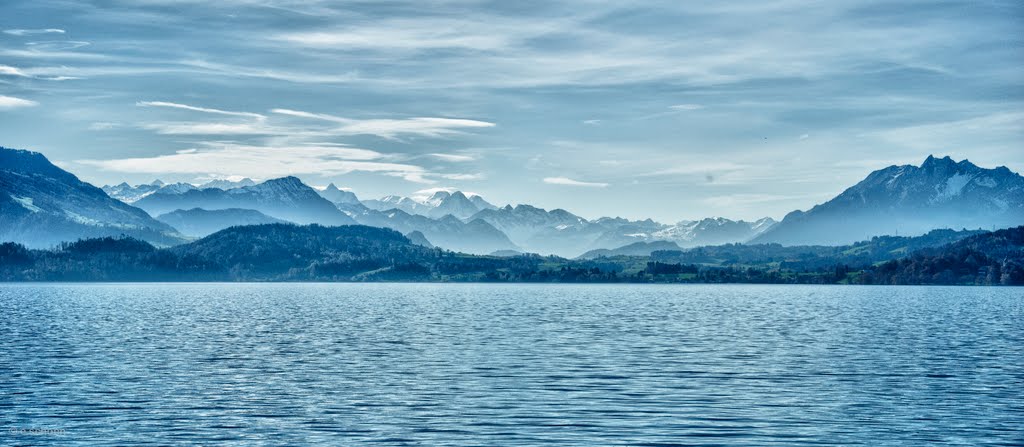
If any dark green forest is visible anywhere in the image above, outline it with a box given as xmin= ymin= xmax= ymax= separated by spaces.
xmin=1 ymin=224 xmax=1021 ymax=285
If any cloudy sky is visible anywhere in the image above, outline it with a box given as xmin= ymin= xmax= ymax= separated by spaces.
xmin=0 ymin=0 xmax=1021 ymax=222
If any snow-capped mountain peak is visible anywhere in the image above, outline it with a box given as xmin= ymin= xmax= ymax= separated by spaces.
xmin=753 ymin=155 xmax=1024 ymax=245
xmin=199 ymin=177 xmax=256 ymax=190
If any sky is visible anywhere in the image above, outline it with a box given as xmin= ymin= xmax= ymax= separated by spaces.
xmin=0 ymin=0 xmax=1021 ymax=222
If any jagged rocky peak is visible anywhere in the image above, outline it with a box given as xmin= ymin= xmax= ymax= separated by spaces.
xmin=252 ymin=176 xmax=313 ymax=195
xmin=427 ymin=190 xmax=482 ymax=219
xmin=319 ymin=183 xmax=361 ymax=205
xmin=266 ymin=176 xmax=304 ymax=186
xmin=133 ymin=174 xmax=355 ymax=226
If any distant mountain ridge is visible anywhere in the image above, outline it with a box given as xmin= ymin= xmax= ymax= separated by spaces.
xmin=360 ymin=190 xmax=497 ymax=219
xmin=0 ymin=146 xmax=186 ymax=248
xmin=753 ymin=156 xmax=1024 ymax=245
xmin=345 ymin=206 xmax=518 ymax=255
xmin=103 ymin=178 xmax=255 ymax=203
xmin=469 ymin=206 xmax=776 ymax=257
xmin=578 ymin=240 xmax=683 ymax=259
xmin=102 ymin=173 xmax=777 ymax=255
xmin=6 ymin=146 xmax=1021 ymax=255
xmin=156 ymin=208 xmax=288 ymax=238
xmin=318 ymin=183 xmax=360 ymax=206
xmin=133 ymin=177 xmax=356 ymax=226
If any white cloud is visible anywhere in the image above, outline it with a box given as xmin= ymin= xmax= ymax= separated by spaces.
xmin=137 ymin=101 xmax=266 ymax=120
xmin=179 ymin=59 xmax=362 ymax=84
xmin=439 ymin=173 xmax=484 ymax=180
xmin=140 ymin=122 xmax=277 ymax=135
xmin=798 ymin=133 xmax=810 ymax=140
xmin=410 ymin=187 xmax=486 ymax=201
xmin=411 ymin=187 xmax=457 ymax=199
xmin=384 ymin=171 xmax=435 ymax=184
xmin=670 ymin=104 xmax=703 ymax=111
xmin=136 ymin=101 xmax=279 ymax=135
xmin=0 ymin=65 xmax=29 ymax=77
xmin=272 ymin=108 xmax=495 ymax=139
xmin=338 ymin=117 xmax=494 ymax=139
xmin=4 ymin=29 xmax=65 ymax=36
xmin=870 ymin=112 xmax=1024 ymax=151
xmin=0 ymin=95 xmax=38 ymax=109
xmin=76 ymin=143 xmax=416 ymax=179
xmin=430 ymin=153 xmax=475 ymax=162
xmin=583 ymin=119 xmax=602 ymax=125
xmin=88 ymin=122 xmax=119 ymax=131
xmin=271 ymin=108 xmax=343 ymax=122
xmin=543 ymin=177 xmax=608 ymax=187
xmin=274 ymin=19 xmax=511 ymax=51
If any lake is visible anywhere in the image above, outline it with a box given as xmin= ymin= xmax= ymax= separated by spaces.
xmin=1 ymin=284 xmax=1022 ymax=445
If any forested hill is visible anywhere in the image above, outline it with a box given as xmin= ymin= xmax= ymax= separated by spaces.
xmin=0 ymin=224 xmax=546 ymax=282
xmin=861 ymin=226 xmax=1024 ymax=285
xmin=0 ymin=224 xmax=1021 ymax=285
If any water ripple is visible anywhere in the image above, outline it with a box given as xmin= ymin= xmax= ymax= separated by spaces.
xmin=1 ymin=283 xmax=1022 ymax=445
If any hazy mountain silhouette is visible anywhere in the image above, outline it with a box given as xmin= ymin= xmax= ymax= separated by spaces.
xmin=156 ymin=208 xmax=288 ymax=238
xmin=0 ymin=146 xmax=186 ymax=248
xmin=753 ymin=156 xmax=1024 ymax=245
xmin=134 ymin=177 xmax=356 ymax=226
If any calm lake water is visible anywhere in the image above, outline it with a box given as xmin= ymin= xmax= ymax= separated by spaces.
xmin=1 ymin=284 xmax=1022 ymax=446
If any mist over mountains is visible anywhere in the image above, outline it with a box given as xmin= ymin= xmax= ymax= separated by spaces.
xmin=753 ymin=156 xmax=1024 ymax=245
xmin=1 ymin=146 xmax=1021 ymax=257
xmin=0 ymin=148 xmax=186 ymax=248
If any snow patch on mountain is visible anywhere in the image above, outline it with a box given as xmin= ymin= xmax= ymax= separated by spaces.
xmin=11 ymin=195 xmax=41 ymax=213
xmin=932 ymin=173 xmax=972 ymax=202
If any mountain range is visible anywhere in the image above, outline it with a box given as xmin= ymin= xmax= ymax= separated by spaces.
xmin=102 ymin=178 xmax=256 ymax=203
xmin=0 ymin=147 xmax=185 ymax=248
xmin=1 ymin=146 xmax=1021 ymax=255
xmin=156 ymin=208 xmax=287 ymax=238
xmin=753 ymin=155 xmax=1024 ymax=245
xmin=3 ymin=223 xmax=1020 ymax=285
xmin=132 ymin=177 xmax=356 ymax=226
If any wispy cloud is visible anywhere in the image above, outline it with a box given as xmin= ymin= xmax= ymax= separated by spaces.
xmin=88 ymin=122 xmax=120 ymax=131
xmin=140 ymin=122 xmax=277 ymax=135
xmin=429 ymin=153 xmax=475 ymax=162
xmin=136 ymin=101 xmax=279 ymax=135
xmin=0 ymin=65 xmax=29 ymax=77
xmin=4 ymin=28 xmax=65 ymax=36
xmin=274 ymin=19 xmax=511 ymax=52
xmin=76 ymin=143 xmax=417 ymax=178
xmin=179 ymin=59 xmax=363 ymax=84
xmin=137 ymin=101 xmax=267 ymax=120
xmin=669 ymin=104 xmax=703 ymax=111
xmin=870 ymin=112 xmax=1024 ymax=152
xmin=439 ymin=173 xmax=484 ymax=180
xmin=543 ymin=177 xmax=608 ymax=187
xmin=0 ymin=95 xmax=38 ymax=109
xmin=272 ymin=108 xmax=495 ymax=139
